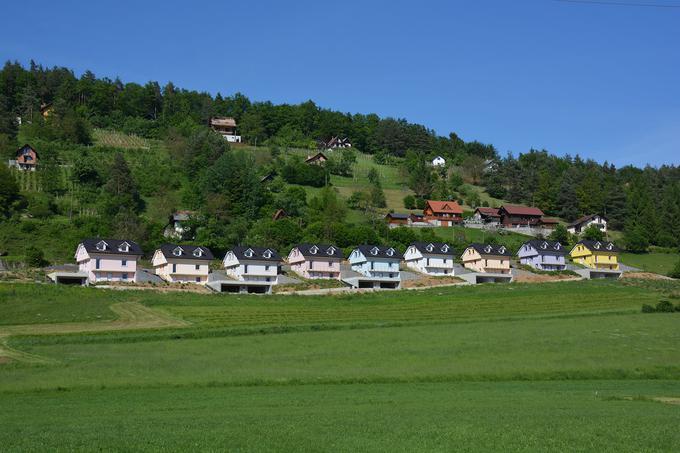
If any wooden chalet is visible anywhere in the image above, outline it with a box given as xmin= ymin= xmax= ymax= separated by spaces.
xmin=385 ymin=212 xmax=409 ymax=227
xmin=423 ymin=200 xmax=463 ymax=227
xmin=498 ymin=204 xmax=545 ymax=228
xmin=304 ymin=152 xmax=328 ymax=165
xmin=12 ymin=144 xmax=39 ymax=171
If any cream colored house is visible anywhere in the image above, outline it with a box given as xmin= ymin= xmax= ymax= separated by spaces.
xmin=152 ymin=244 xmax=213 ymax=284
xmin=461 ymin=243 xmax=512 ymax=274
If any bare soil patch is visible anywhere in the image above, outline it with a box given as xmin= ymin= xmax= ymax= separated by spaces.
xmin=621 ymin=272 xmax=671 ymax=281
xmin=512 ymin=273 xmax=576 ymax=284
xmin=402 ymin=276 xmax=464 ymax=288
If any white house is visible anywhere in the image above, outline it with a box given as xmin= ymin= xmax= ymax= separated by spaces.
xmin=345 ymin=245 xmax=401 ymax=289
xmin=152 ymin=244 xmax=213 ymax=284
xmin=75 ymin=238 xmax=143 ymax=284
xmin=215 ymin=246 xmax=282 ymax=294
xmin=403 ymin=242 xmax=455 ymax=276
xmin=567 ymin=214 xmax=608 ymax=235
xmin=431 ymin=155 xmax=446 ymax=167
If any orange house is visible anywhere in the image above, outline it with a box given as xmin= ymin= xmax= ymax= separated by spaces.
xmin=423 ymin=200 xmax=463 ymax=227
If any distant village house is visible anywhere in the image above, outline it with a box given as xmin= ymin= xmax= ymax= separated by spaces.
xmin=403 ymin=242 xmax=455 ymax=276
xmin=152 ymin=244 xmax=213 ymax=284
xmin=75 ymin=238 xmax=143 ymax=284
xmin=423 ymin=200 xmax=464 ymax=227
xmin=8 ymin=144 xmax=38 ymax=171
xmin=567 ymin=214 xmax=608 ymax=235
xmin=209 ymin=117 xmax=242 ymax=143
xmin=288 ymin=244 xmax=343 ymax=280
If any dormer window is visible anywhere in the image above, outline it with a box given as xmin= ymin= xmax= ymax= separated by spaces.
xmin=386 ymin=248 xmax=395 ymax=257
xmin=484 ymin=245 xmax=492 ymax=254
xmin=554 ymin=243 xmax=561 ymax=250
xmin=310 ymin=246 xmax=318 ymax=255
xmin=118 ymin=242 xmax=130 ymax=253
xmin=326 ymin=246 xmax=336 ymax=255
xmin=96 ymin=240 xmax=108 ymax=251
xmin=441 ymin=245 xmax=449 ymax=253
xmin=172 ymin=247 xmax=183 ymax=257
xmin=370 ymin=247 xmax=379 ymax=256
xmin=606 ymin=243 xmax=613 ymax=250
xmin=263 ymin=249 xmax=272 ymax=259
xmin=541 ymin=242 xmax=548 ymax=249
xmin=193 ymin=248 xmax=203 ymax=257
xmin=499 ymin=246 xmax=506 ymax=254
xmin=426 ymin=244 xmax=434 ymax=252
xmin=595 ymin=242 xmax=601 ymax=249
xmin=244 ymin=248 xmax=254 ymax=258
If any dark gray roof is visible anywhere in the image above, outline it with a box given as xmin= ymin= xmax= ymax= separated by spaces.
xmin=293 ymin=243 xmax=343 ymax=259
xmin=386 ymin=213 xmax=409 ymax=219
xmin=355 ymin=245 xmax=400 ymax=260
xmin=80 ymin=238 xmax=143 ymax=255
xmin=521 ymin=240 xmax=566 ymax=255
xmin=575 ymin=240 xmax=620 ymax=253
xmin=230 ymin=246 xmax=282 ymax=262
xmin=158 ymin=244 xmax=214 ymax=261
xmin=467 ymin=243 xmax=513 ymax=257
xmin=409 ymin=242 xmax=454 ymax=256
xmin=567 ymin=214 xmax=607 ymax=228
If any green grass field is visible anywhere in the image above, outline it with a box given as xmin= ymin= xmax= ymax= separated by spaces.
xmin=1 ymin=279 xmax=679 ymax=451
xmin=620 ymin=251 xmax=679 ymax=275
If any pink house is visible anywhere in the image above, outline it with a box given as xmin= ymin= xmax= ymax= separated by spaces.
xmin=75 ymin=238 xmax=143 ymax=284
xmin=287 ymin=243 xmax=343 ymax=280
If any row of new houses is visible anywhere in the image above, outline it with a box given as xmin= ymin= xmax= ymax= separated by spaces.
xmin=56 ymin=238 xmax=620 ymax=292
xmin=386 ymin=201 xmax=561 ymax=229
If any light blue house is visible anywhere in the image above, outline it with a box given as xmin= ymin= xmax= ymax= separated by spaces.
xmin=517 ymin=240 xmax=567 ymax=271
xmin=345 ymin=245 xmax=401 ymax=289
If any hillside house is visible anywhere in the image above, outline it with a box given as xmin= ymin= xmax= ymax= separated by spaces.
xmin=570 ymin=240 xmax=619 ymax=270
xmin=8 ymin=144 xmax=38 ymax=171
xmin=272 ymin=209 xmax=287 ymax=220
xmin=319 ymin=136 xmax=352 ymax=150
xmin=403 ymin=242 xmax=455 ymax=276
xmin=498 ymin=204 xmax=545 ymax=228
xmin=423 ymin=200 xmax=463 ymax=226
xmin=75 ymin=238 xmax=143 ymax=284
xmin=165 ymin=211 xmax=194 ymax=238
xmin=567 ymin=214 xmax=608 ymax=235
xmin=304 ymin=152 xmax=328 ymax=165
xmin=151 ymin=244 xmax=213 ymax=284
xmin=471 ymin=207 xmax=500 ymax=225
xmin=461 ymin=243 xmax=512 ymax=275
xmin=517 ymin=240 xmax=567 ymax=271
xmin=408 ymin=213 xmax=432 ymax=227
xmin=540 ymin=217 xmax=559 ymax=230
xmin=215 ymin=246 xmax=282 ymax=294
xmin=288 ymin=243 xmax=343 ymax=280
xmin=385 ymin=212 xmax=409 ymax=228
xmin=346 ymin=245 xmax=401 ymax=289
xmin=431 ymin=156 xmax=446 ymax=167
xmin=209 ymin=117 xmax=241 ymax=143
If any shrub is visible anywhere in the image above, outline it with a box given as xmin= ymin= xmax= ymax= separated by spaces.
xmin=24 ymin=246 xmax=47 ymax=267
xmin=655 ymin=300 xmax=674 ymax=313
xmin=641 ymin=304 xmax=655 ymax=313
xmin=403 ymin=195 xmax=416 ymax=209
xmin=668 ymin=258 xmax=680 ymax=279
xmin=415 ymin=198 xmax=426 ymax=210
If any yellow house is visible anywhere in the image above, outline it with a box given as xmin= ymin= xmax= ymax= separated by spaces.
xmin=569 ymin=240 xmax=619 ymax=270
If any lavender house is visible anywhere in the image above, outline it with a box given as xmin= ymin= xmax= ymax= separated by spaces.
xmin=517 ymin=240 xmax=566 ymax=271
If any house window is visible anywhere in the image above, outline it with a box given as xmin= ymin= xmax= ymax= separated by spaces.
xmin=96 ymin=259 xmax=100 ymax=269
xmin=122 ymin=273 xmax=128 ymax=281
xmin=122 ymin=259 xmax=127 ymax=267
xmin=426 ymin=258 xmax=430 ymax=266
xmin=389 ymin=273 xmax=394 ymax=278
xmin=172 ymin=264 xmax=177 ymax=273
xmin=107 ymin=272 xmax=112 ymax=280
xmin=244 ymin=264 xmax=248 ymax=273
xmin=265 ymin=265 xmax=270 ymax=271
xmin=195 ymin=277 xmax=200 ymax=283
xmin=329 ymin=261 xmax=333 ymax=267
xmin=195 ymin=264 xmax=200 ymax=270
xmin=443 ymin=258 xmax=447 ymax=264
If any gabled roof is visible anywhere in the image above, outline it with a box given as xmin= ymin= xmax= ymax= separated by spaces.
xmin=568 ymin=214 xmax=607 ymax=228
xmin=573 ymin=240 xmax=620 ymax=253
xmin=229 ymin=246 xmax=282 ymax=262
xmin=499 ymin=204 xmax=544 ymax=216
xmin=158 ymin=244 xmax=214 ymax=260
xmin=474 ymin=207 xmax=500 ymax=217
xmin=521 ymin=240 xmax=566 ymax=255
xmin=79 ymin=238 xmax=143 ymax=256
xmin=304 ymin=152 xmax=327 ymax=163
xmin=272 ymin=209 xmax=287 ymax=220
xmin=541 ymin=218 xmax=559 ymax=225
xmin=425 ymin=200 xmax=463 ymax=215
xmin=385 ymin=212 xmax=409 ymax=220
xmin=354 ymin=245 xmax=400 ymax=259
xmin=16 ymin=144 xmax=38 ymax=159
xmin=293 ymin=243 xmax=343 ymax=259
xmin=171 ymin=210 xmax=194 ymax=222
xmin=409 ymin=242 xmax=454 ymax=256
xmin=466 ymin=243 xmax=513 ymax=257
xmin=210 ymin=117 xmax=236 ymax=127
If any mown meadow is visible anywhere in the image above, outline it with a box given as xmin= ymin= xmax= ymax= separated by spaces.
xmin=1 ymin=279 xmax=680 ymax=451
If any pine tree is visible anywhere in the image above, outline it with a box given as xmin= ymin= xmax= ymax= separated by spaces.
xmin=102 ymin=153 xmax=144 ymax=216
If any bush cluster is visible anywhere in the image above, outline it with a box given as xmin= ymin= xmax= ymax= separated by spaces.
xmin=641 ymin=300 xmax=680 ymax=313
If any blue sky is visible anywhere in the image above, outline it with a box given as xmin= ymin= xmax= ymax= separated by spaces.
xmin=2 ymin=0 xmax=679 ymax=166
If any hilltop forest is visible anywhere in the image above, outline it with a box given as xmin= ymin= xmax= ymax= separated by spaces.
xmin=1 ymin=60 xmax=680 ymax=263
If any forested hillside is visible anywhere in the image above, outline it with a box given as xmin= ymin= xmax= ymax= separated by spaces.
xmin=0 ymin=60 xmax=679 ymax=264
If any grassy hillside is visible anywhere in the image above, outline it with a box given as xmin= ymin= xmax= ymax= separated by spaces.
xmin=1 ymin=279 xmax=679 ymax=450
xmin=620 ymin=251 xmax=678 ymax=275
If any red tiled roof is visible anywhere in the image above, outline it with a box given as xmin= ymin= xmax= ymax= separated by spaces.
xmin=500 ymin=204 xmax=544 ymax=216
xmin=475 ymin=207 xmax=500 ymax=217
xmin=426 ymin=200 xmax=463 ymax=215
